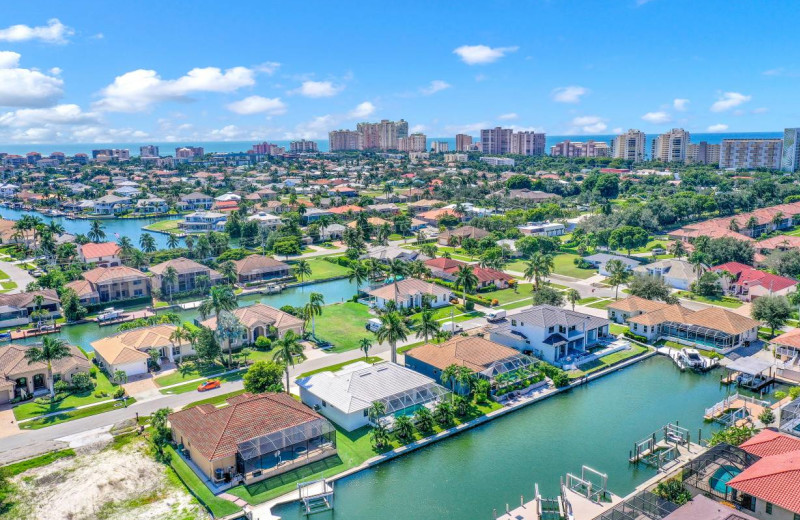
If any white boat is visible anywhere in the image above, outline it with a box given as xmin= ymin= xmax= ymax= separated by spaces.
xmin=679 ymin=348 xmax=705 ymax=369
xmin=97 ymin=307 xmax=123 ymax=322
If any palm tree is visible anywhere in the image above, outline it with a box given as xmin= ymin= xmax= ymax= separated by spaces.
xmin=167 ymin=233 xmax=180 ymax=250
xmin=669 ymin=241 xmax=686 ymax=259
xmin=359 ymin=338 xmax=372 ymax=360
xmin=25 ymin=336 xmax=71 ymax=398
xmin=219 ymin=260 xmax=238 ymax=285
xmin=88 ymin=220 xmax=105 ymax=243
xmin=375 ymin=311 xmax=409 ymax=363
xmin=304 ymin=292 xmax=324 ymax=336
xmin=198 ymin=285 xmax=239 ymax=365
xmin=453 ymin=265 xmax=478 ymax=305
xmin=293 ymin=259 xmax=312 ymax=283
xmin=348 ymin=262 xmax=369 ymax=288
xmin=606 ymin=259 xmax=630 ymax=300
xmin=566 ymin=288 xmax=581 ymax=310
xmin=162 ymin=266 xmax=179 ymax=303
xmin=169 ymin=326 xmax=187 ymax=364
xmin=139 ymin=233 xmax=157 ymax=253
xmin=415 ymin=308 xmax=440 ymax=343
xmin=523 ymin=252 xmax=554 ymax=290
xmin=394 ymin=415 xmax=414 ymax=443
xmin=272 ymin=330 xmax=304 ymax=394
xmin=368 ymin=400 xmax=387 ymax=423
xmin=386 ymin=259 xmax=408 ymax=305
xmin=729 ymin=219 xmax=740 ymax=232
xmin=745 ymin=216 xmax=759 ymax=237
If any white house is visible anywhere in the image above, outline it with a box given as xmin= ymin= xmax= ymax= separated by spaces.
xmin=94 ymin=194 xmax=132 ymax=215
xmin=633 ymin=258 xmax=698 ymax=290
xmin=583 ymin=253 xmax=641 ymax=276
xmin=179 ymin=211 xmax=227 ymax=233
xmin=366 ymin=278 xmax=453 ymax=310
xmin=319 ymin=223 xmax=346 ymax=241
xmin=518 ymin=222 xmax=565 ymax=237
xmin=489 ymin=305 xmax=610 ymax=366
xmin=297 ymin=361 xmax=447 ymax=431
xmin=247 ymin=211 xmax=282 ymax=231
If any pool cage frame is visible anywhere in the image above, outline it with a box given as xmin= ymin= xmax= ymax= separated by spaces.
xmin=369 ymin=381 xmax=449 ymax=425
xmin=591 ymin=490 xmax=679 ymax=520
xmin=476 ymin=352 xmax=537 ymax=380
xmin=660 ymin=321 xmax=740 ymax=350
xmin=236 ymin=417 xmax=337 ymax=477
xmin=680 ymin=443 xmax=759 ymax=505
xmin=779 ymin=396 xmax=800 ymax=438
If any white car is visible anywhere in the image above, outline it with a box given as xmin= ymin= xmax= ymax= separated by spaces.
xmin=365 ymin=318 xmax=382 ymax=332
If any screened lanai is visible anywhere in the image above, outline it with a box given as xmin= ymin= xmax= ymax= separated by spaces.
xmin=236 ymin=417 xmax=337 ymax=480
xmin=591 ymin=491 xmax=678 ymax=520
xmin=373 ymin=381 xmax=448 ymax=421
xmin=681 ymin=443 xmax=759 ymax=506
xmin=779 ymin=396 xmax=800 ymax=437
xmin=660 ymin=321 xmax=739 ymax=350
xmin=476 ymin=352 xmax=537 ymax=380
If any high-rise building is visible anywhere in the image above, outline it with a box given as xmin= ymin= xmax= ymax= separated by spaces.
xmin=511 ymin=131 xmax=546 ymax=156
xmin=140 ymin=145 xmax=159 ymax=158
xmin=719 ymin=138 xmax=783 ymax=170
xmin=355 ymin=119 xmax=408 ymax=150
xmin=431 ymin=141 xmax=449 ymax=153
xmin=651 ymin=128 xmax=690 ymax=163
xmin=456 ymin=134 xmax=473 ymax=152
xmin=550 ymin=140 xmax=609 ymax=158
xmin=780 ymin=128 xmax=800 ymax=172
xmin=175 ymin=146 xmax=204 ymax=159
xmin=328 ymin=130 xmax=364 ymax=151
xmin=612 ymin=129 xmax=646 ymax=162
xmin=250 ymin=142 xmax=285 ymax=155
xmin=686 ymin=142 xmax=721 ymax=165
xmin=481 ymin=127 xmax=514 ymax=155
xmin=398 ymin=133 xmax=427 ymax=152
xmin=290 ymin=140 xmax=319 ymax=153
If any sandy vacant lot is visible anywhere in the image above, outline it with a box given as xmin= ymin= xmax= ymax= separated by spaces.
xmin=9 ymin=436 xmax=210 ymax=520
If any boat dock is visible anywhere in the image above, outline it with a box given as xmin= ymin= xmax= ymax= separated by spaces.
xmin=9 ymin=326 xmax=62 ymax=340
xmin=703 ymin=391 xmax=776 ymax=426
xmin=298 ymin=479 xmax=334 ymax=515
xmin=629 ymin=422 xmax=706 ymax=472
xmin=96 ymin=309 xmax=155 ymax=327
xmin=656 ymin=346 xmax=718 ymax=372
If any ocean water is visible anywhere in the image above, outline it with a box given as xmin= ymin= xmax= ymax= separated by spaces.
xmin=0 ymin=132 xmax=783 ymax=158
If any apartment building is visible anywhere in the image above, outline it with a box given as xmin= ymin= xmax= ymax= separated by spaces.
xmin=329 ymin=129 xmax=364 ymax=151
xmin=687 ymin=142 xmax=721 ymax=165
xmin=510 ymin=131 xmax=546 ymax=156
xmin=139 ymin=145 xmax=159 ymax=157
xmin=356 ymin=119 xmax=408 ymax=150
xmin=780 ymin=127 xmax=800 ymax=172
xmin=719 ymin=138 xmax=782 ymax=170
xmin=550 ymin=140 xmax=609 ymax=158
xmin=289 ymin=139 xmax=319 ymax=153
xmin=652 ymin=128 xmax=690 ymax=162
xmin=455 ymin=134 xmax=473 ymax=151
xmin=250 ymin=142 xmax=285 ymax=155
xmin=431 ymin=141 xmax=449 ymax=153
xmin=612 ymin=129 xmax=646 ymax=162
xmin=175 ymin=146 xmax=204 ymax=159
xmin=481 ymin=127 xmax=514 ymax=154
xmin=398 ymin=133 xmax=427 ymax=152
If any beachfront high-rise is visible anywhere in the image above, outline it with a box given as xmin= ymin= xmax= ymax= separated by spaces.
xmin=290 ymin=140 xmax=319 ymax=153
xmin=686 ymin=142 xmax=721 ymax=165
xmin=328 ymin=130 xmax=364 ymax=151
xmin=455 ymin=134 xmax=473 ymax=152
xmin=140 ymin=145 xmax=159 ymax=158
xmin=356 ymin=119 xmax=408 ymax=150
xmin=550 ymin=140 xmax=609 ymax=158
xmin=510 ymin=131 xmax=546 ymax=155
xmin=481 ymin=127 xmax=545 ymax=156
xmin=719 ymin=138 xmax=783 ymax=170
xmin=651 ymin=128 xmax=690 ymax=163
xmin=398 ymin=133 xmax=427 ymax=152
xmin=781 ymin=128 xmax=800 ymax=172
xmin=611 ymin=129 xmax=646 ymax=162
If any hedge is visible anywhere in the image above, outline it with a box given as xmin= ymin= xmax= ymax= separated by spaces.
xmin=623 ymin=331 xmax=649 ymax=343
xmin=165 ymin=445 xmax=241 ymax=518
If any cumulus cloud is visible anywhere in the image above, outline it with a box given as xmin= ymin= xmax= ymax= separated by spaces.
xmin=707 ymin=123 xmax=729 ymax=132
xmin=453 ymin=45 xmax=518 ymax=65
xmin=420 ymin=80 xmax=451 ymax=95
xmin=0 ymin=18 xmax=74 ymax=44
xmin=348 ymin=101 xmax=375 ymax=119
xmin=498 ymin=113 xmax=518 ymax=120
xmin=0 ymin=53 xmax=64 ymax=108
xmin=226 ymin=95 xmax=286 ymax=115
xmin=285 ymin=114 xmax=337 ymax=139
xmin=94 ymin=66 xmax=256 ymax=112
xmin=710 ymin=92 xmax=751 ymax=112
xmin=673 ymin=98 xmax=690 ymax=111
xmin=254 ymin=62 xmax=281 ymax=75
xmin=291 ymin=80 xmax=342 ymax=98
xmin=552 ymin=86 xmax=588 ymax=103
xmin=569 ymin=116 xmax=607 ymax=134
xmin=0 ymin=104 xmax=98 ymax=127
xmin=410 ymin=124 xmax=426 ymax=133
xmin=641 ymin=111 xmax=671 ymax=124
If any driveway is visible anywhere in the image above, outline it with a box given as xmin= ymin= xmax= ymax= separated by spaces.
xmin=0 ymin=406 xmax=19 ymax=439
xmin=0 ymin=260 xmax=33 ymax=294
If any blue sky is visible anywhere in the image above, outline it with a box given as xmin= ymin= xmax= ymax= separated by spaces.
xmin=1 ymin=0 xmax=798 ymax=144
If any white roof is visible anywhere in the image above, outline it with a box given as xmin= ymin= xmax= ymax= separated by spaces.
xmin=297 ymin=361 xmax=439 ymax=413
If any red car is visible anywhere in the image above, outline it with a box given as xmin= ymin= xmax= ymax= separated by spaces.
xmin=197 ymin=379 xmax=221 ymax=392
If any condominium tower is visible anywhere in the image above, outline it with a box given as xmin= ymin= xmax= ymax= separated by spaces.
xmin=550 ymin=140 xmax=609 ymax=158
xmin=328 ymin=130 xmax=364 ymax=151
xmin=719 ymin=138 xmax=783 ymax=170
xmin=612 ymin=129 xmax=646 ymax=162
xmin=780 ymin=128 xmax=800 ymax=172
xmin=686 ymin=142 xmax=721 ymax=165
xmin=397 ymin=133 xmax=427 ymax=153
xmin=481 ymin=127 xmax=545 ymax=156
xmin=651 ymin=128 xmax=690 ymax=163
xmin=290 ymin=140 xmax=319 ymax=153
xmin=456 ymin=134 xmax=473 ymax=152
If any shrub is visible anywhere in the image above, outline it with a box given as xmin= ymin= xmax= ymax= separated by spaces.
xmin=255 ymin=336 xmax=272 ymax=350
xmin=70 ymin=372 xmax=95 ymax=392
xmin=53 ymin=380 xmax=70 ymax=393
xmin=623 ymin=331 xmax=648 ymax=343
xmin=464 ymin=300 xmax=475 ymax=311
xmin=491 ymin=299 xmax=499 ymax=306
xmin=93 ymin=390 xmax=108 ymax=398
xmin=89 ymin=366 xmax=98 ymax=378
xmin=113 ymin=387 xmax=126 ymax=399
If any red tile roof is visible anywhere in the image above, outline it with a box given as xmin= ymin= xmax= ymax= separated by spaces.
xmin=739 ymin=429 xmax=800 ymax=458
xmin=80 ymin=242 xmax=121 ymax=260
xmin=712 ymin=262 xmax=798 ymax=293
xmin=728 ymin=449 xmax=800 ymax=514
xmin=425 ymin=258 xmax=465 ymax=270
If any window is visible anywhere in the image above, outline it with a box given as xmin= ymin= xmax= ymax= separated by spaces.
xmin=793 ymin=513 xmax=800 ymax=520
xmin=321 ymin=400 xmax=327 ymax=407
xmin=548 ymin=326 xmax=554 ymax=333
xmin=172 ymin=346 xmax=181 ymax=356
xmin=511 ymin=320 xmax=516 ymax=326
xmin=765 ymin=503 xmax=772 ymax=515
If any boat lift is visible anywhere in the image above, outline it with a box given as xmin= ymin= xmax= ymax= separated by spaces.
xmin=629 ymin=422 xmax=690 ymax=470
xmin=298 ymin=478 xmax=334 ymax=515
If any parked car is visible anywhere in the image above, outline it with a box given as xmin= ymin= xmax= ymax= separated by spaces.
xmin=486 ymin=309 xmax=507 ymax=322
xmin=197 ymin=379 xmax=221 ymax=392
xmin=365 ymin=318 xmax=382 ymax=332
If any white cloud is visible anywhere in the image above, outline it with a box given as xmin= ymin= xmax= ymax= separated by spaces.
xmin=254 ymin=62 xmax=281 ymax=75
xmin=0 ymin=54 xmax=64 ymax=108
xmin=707 ymin=123 xmax=729 ymax=132
xmin=348 ymin=101 xmax=375 ymax=119
xmin=0 ymin=18 xmax=74 ymax=44
xmin=641 ymin=111 xmax=672 ymax=124
xmin=285 ymin=115 xmax=337 ymax=139
xmin=710 ymin=92 xmax=751 ymax=112
xmin=552 ymin=86 xmax=588 ymax=103
xmin=673 ymin=98 xmax=690 ymax=111
xmin=444 ymin=121 xmax=491 ymax=135
xmin=95 ymin=66 xmax=256 ymax=112
xmin=291 ymin=80 xmax=342 ymax=98
xmin=410 ymin=124 xmax=426 ymax=133
xmin=612 ymin=127 xmax=623 ymax=134
xmin=0 ymin=104 xmax=98 ymax=127
xmin=453 ymin=45 xmax=518 ymax=65
xmin=70 ymin=126 xmax=150 ymax=143
xmin=498 ymin=113 xmax=518 ymax=120
xmin=226 ymin=95 xmax=286 ymax=115
xmin=570 ymin=116 xmax=607 ymax=134
xmin=420 ymin=80 xmax=451 ymax=95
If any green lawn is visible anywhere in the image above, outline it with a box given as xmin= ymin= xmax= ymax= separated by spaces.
xmin=568 ymin=344 xmax=649 ymax=379
xmin=408 ymin=304 xmax=483 ymax=324
xmin=154 ymin=361 xmax=230 ymax=387
xmin=19 ymin=398 xmax=137 ymax=429
xmin=587 ymin=299 xmax=615 ymax=310
xmin=314 ymin=302 xmax=374 ymax=352
xmin=298 ymin=356 xmax=383 ymax=378
xmin=675 ymin=291 xmax=743 ymax=308
xmin=13 ymin=369 xmax=121 ymax=421
xmin=498 ymin=299 xmax=535 ymax=311
xmin=508 ymin=253 xmax=595 ymax=280
xmin=397 ymin=340 xmax=425 ymax=354
xmin=159 ymin=369 xmax=245 ymax=395
xmin=577 ymin=296 xmax=600 ymax=305
xmin=478 ymin=284 xmax=535 ymax=305
xmin=293 ymin=257 xmax=350 ymax=282
xmin=166 ymin=445 xmax=242 ymax=518
xmin=182 ymin=389 xmax=248 ymax=410
xmin=143 ymin=219 xmax=181 ymax=233
xmin=1 ymin=449 xmax=76 ymax=475
xmin=609 ymin=323 xmax=629 ymax=336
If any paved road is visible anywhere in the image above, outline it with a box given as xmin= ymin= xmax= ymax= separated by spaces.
xmin=0 ymin=260 xmax=33 ymax=294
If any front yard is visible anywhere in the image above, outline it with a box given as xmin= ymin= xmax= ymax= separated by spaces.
xmin=507 ymin=253 xmax=596 ymax=280
xmin=675 ymin=291 xmax=743 ymax=308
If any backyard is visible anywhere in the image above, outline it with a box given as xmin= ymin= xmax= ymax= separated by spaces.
xmin=567 ymin=343 xmax=650 ymax=379
xmin=143 ymin=219 xmax=181 ymax=233
xmin=313 ymin=301 xmax=375 ymax=352
xmin=290 ymin=257 xmax=350 ymax=282
xmin=508 ymin=253 xmax=596 ymax=280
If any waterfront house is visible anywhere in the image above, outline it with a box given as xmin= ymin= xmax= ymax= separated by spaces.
xmin=135 ymin=197 xmax=168 ymax=215
xmin=91 ymin=324 xmax=190 ymax=376
xmin=711 ymin=262 xmax=797 ymax=301
xmin=424 ymin=258 xmax=512 ymax=289
xmin=633 ymin=258 xmax=698 ymax=291
xmin=78 ymin=242 xmax=122 ymax=267
xmin=93 ymin=194 xmax=131 ymax=215
xmin=606 ymin=295 xmax=675 ymax=324
xmin=0 ymin=290 xmax=61 ymax=328
xmin=246 ymin=211 xmax=282 ymax=231
xmin=366 ymin=278 xmax=453 ymax=310
xmin=0 ymin=343 xmax=90 ymax=403
xmin=361 ymin=244 xmax=429 ymax=263
xmin=65 ymin=265 xmax=151 ymax=305
xmin=178 ymin=192 xmax=213 ymax=211
xmin=297 ymin=361 xmax=447 ymax=431
xmin=150 ymin=257 xmax=223 ymax=295
xmin=179 ymin=211 xmax=227 ymax=233
xmin=232 ymin=255 xmax=290 ymax=284
xmin=583 ymin=253 xmax=641 ymax=276
xmin=199 ymin=303 xmax=304 ymax=345
xmin=169 ymin=392 xmax=336 ymax=486
xmin=489 ymin=305 xmax=610 ymax=365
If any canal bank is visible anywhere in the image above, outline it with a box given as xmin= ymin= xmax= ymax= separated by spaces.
xmin=267 ymin=356 xmax=754 ymax=520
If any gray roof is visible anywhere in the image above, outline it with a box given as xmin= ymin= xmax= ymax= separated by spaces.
xmin=584 ymin=253 xmax=641 ymax=268
xmin=500 ymin=304 xmax=609 ymax=331
xmin=634 ymin=258 xmax=698 ymax=282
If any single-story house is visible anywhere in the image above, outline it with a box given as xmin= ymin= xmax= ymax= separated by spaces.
xmin=437 ymin=226 xmax=489 ymax=245
xmin=78 ymin=242 xmax=122 ymax=267
xmin=361 ymin=245 xmax=429 ymax=263
xmin=0 ymin=343 xmax=90 ymax=403
xmin=366 ymin=278 xmax=453 ymax=310
xmin=711 ymin=262 xmax=798 ymax=301
xmin=233 ymin=255 xmax=290 ymax=284
xmin=518 ymin=222 xmax=566 ymax=237
xmin=91 ymin=324 xmax=190 ymax=377
xmin=200 ymin=303 xmax=304 ymax=346
xmin=0 ymin=290 xmax=61 ymax=328
xmin=633 ymin=258 xmax=698 ymax=291
xmin=583 ymin=253 xmax=641 ymax=276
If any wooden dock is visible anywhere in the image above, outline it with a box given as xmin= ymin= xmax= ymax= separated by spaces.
xmin=9 ymin=326 xmax=62 ymax=340
xmin=96 ymin=309 xmax=155 ymax=327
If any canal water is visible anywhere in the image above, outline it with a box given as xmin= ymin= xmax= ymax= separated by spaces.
xmin=272 ymin=356 xmax=762 ymax=520
xmin=14 ymin=277 xmax=360 ymax=351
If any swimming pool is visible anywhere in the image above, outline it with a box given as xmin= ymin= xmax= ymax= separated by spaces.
xmin=709 ymin=465 xmax=741 ymax=494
